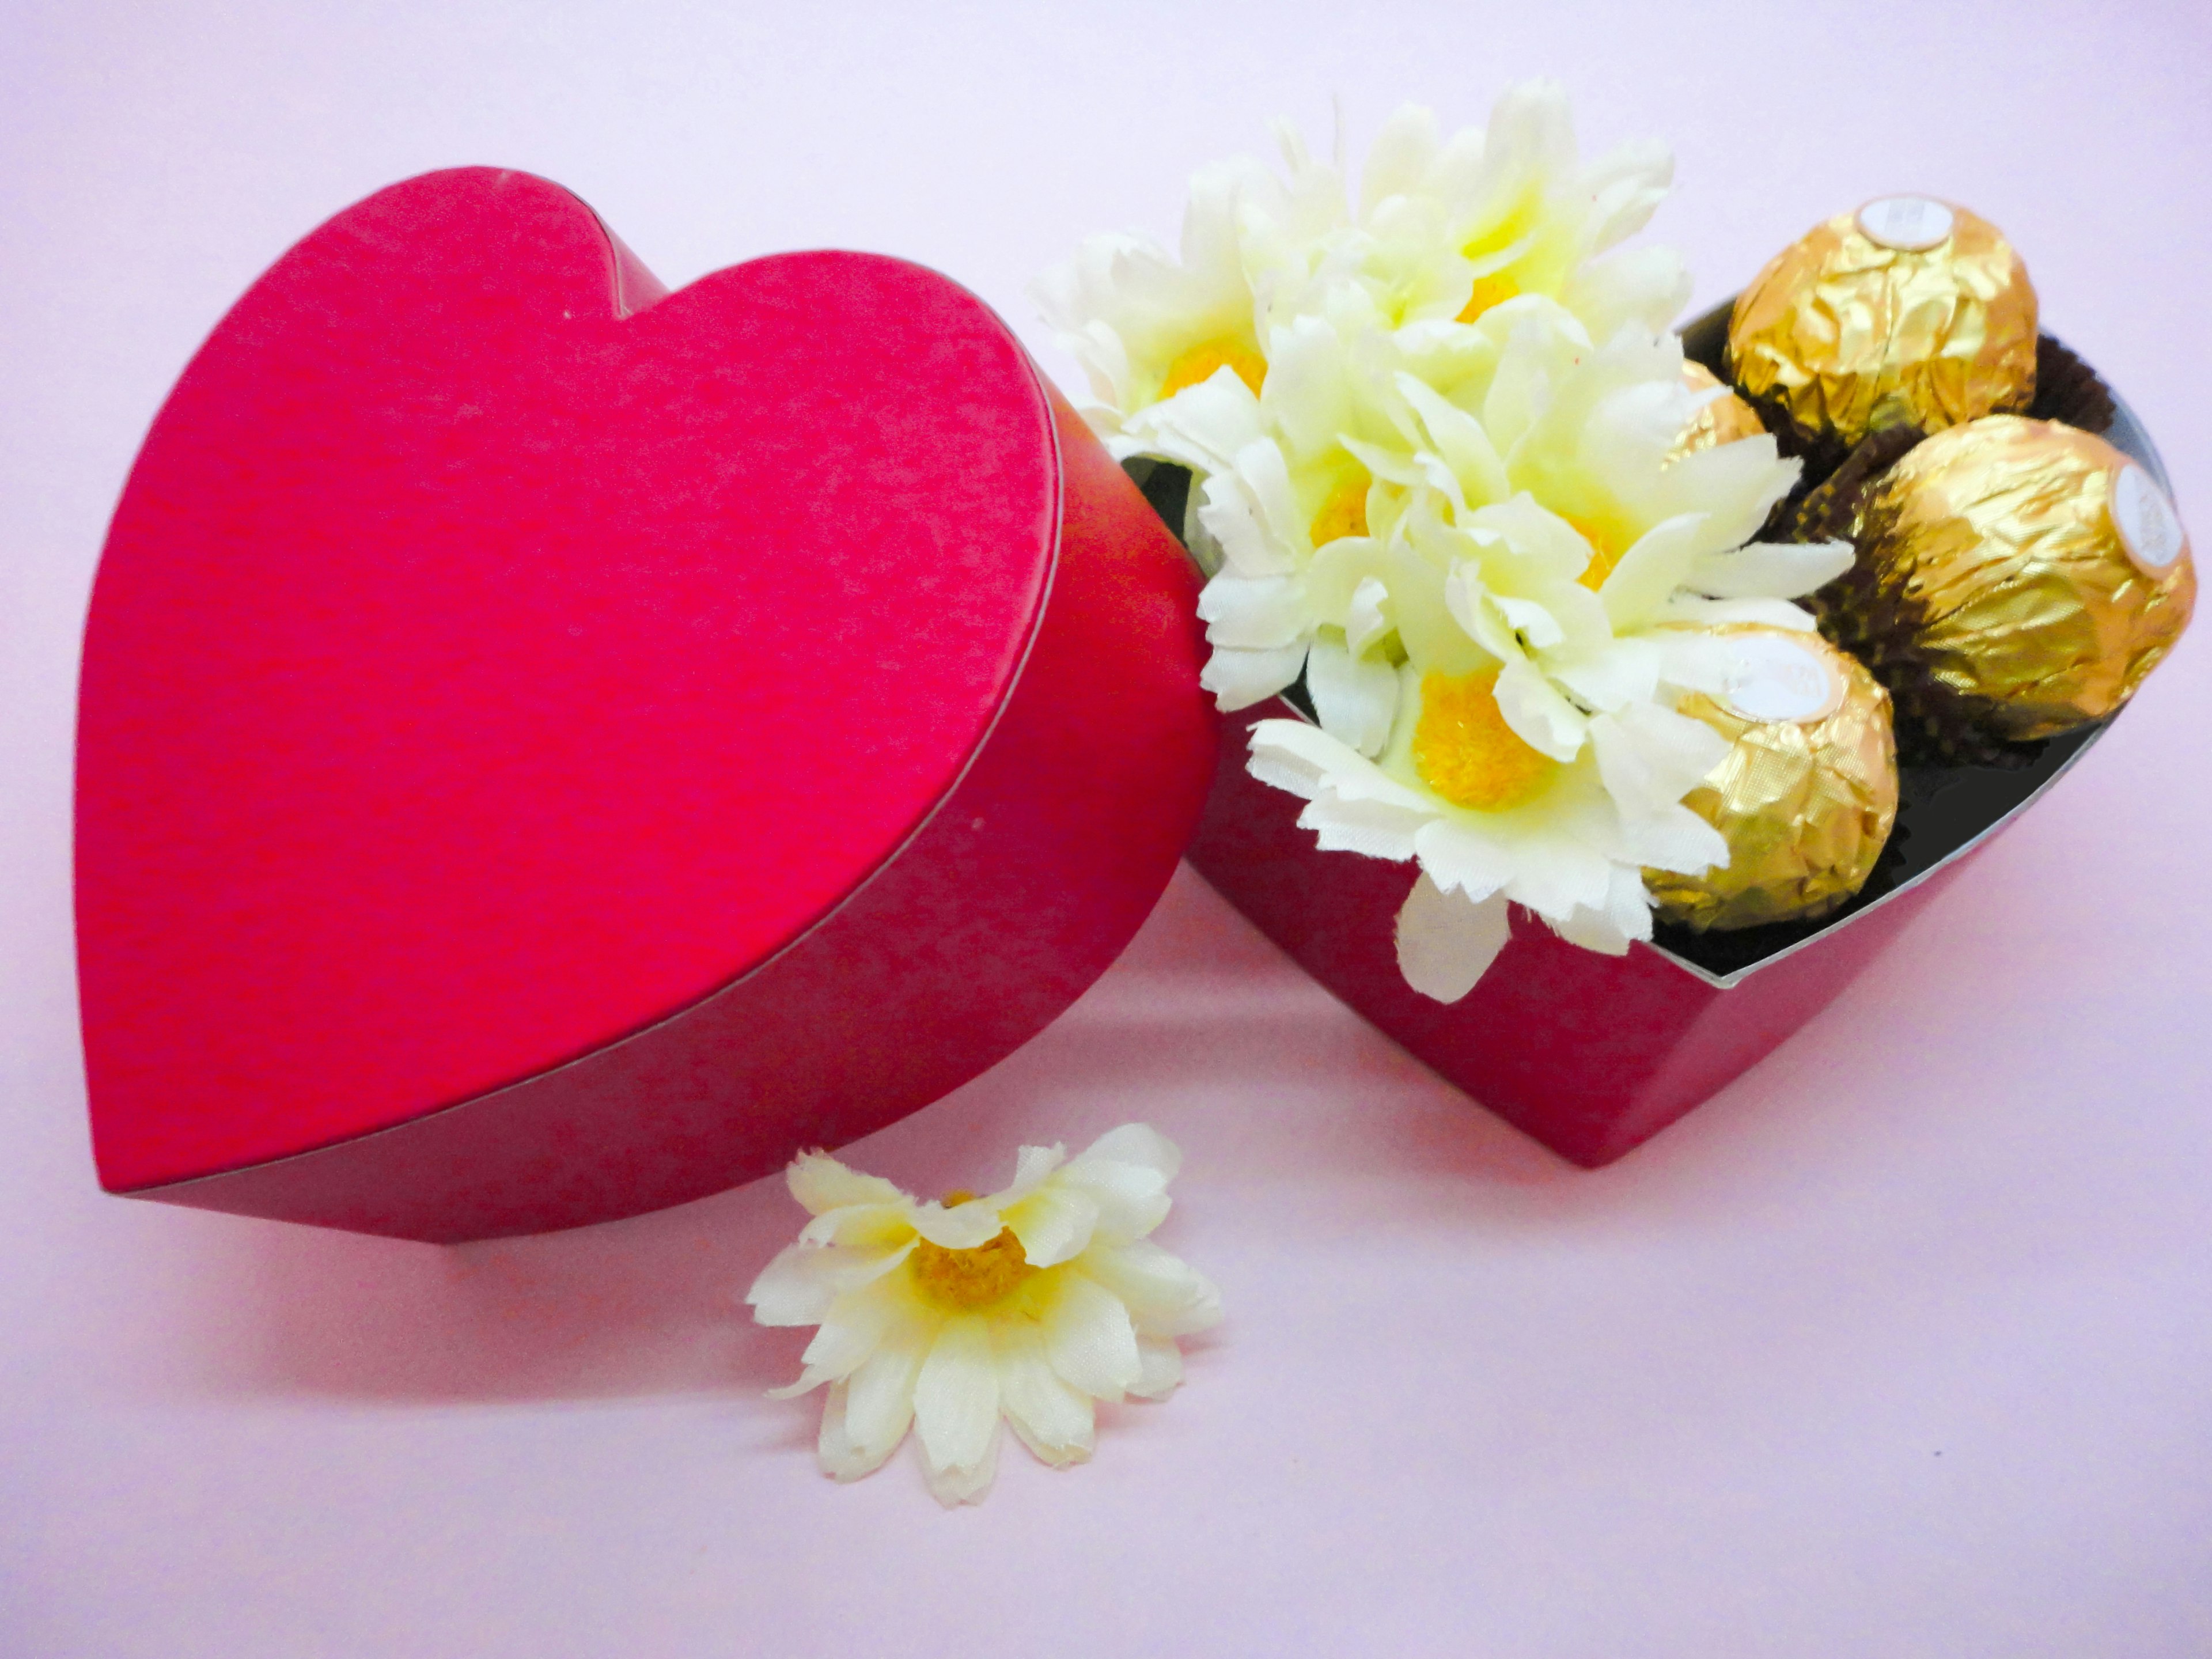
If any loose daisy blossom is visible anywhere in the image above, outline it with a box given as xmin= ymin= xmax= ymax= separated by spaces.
xmin=745 ymin=1125 xmax=1219 ymax=1506
xmin=1248 ymin=319 xmax=1853 ymax=998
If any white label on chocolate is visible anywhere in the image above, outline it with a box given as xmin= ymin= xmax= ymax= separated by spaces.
xmin=1720 ymin=635 xmax=1843 ymax=725
xmin=1857 ymin=195 xmax=1956 ymax=253
xmin=2112 ymin=464 xmax=2187 ymax=575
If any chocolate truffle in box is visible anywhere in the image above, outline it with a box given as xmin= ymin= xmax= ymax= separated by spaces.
xmin=1726 ymin=197 xmax=2037 ymax=461
xmin=1842 ymin=416 xmax=2195 ymax=746
xmin=1648 ymin=628 xmax=1899 ymax=933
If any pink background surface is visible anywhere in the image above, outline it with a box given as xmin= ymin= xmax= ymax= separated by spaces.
xmin=5 ymin=2 xmax=2210 ymax=1653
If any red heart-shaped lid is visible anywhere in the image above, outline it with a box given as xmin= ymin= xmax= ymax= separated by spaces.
xmin=78 ymin=168 xmax=1207 ymax=1236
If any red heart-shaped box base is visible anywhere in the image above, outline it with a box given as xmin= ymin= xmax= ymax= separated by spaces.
xmin=1183 ymin=334 xmax=2170 ymax=1168
xmin=78 ymin=168 xmax=1213 ymax=1242
xmin=1187 ymin=704 xmax=1972 ymax=1167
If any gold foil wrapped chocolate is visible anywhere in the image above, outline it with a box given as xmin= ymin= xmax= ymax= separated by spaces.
xmin=1854 ymin=416 xmax=2196 ymax=740
xmin=1727 ymin=197 xmax=2037 ymax=447
xmin=1647 ymin=627 xmax=1899 ymax=931
xmin=1671 ymin=362 xmax=1767 ymax=460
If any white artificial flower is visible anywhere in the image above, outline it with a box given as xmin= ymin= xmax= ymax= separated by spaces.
xmin=1250 ymin=670 xmax=1732 ymax=1001
xmin=746 ymin=1125 xmax=1220 ymax=1506
xmin=1032 ymin=81 xmax=1688 ymax=461
xmin=1345 ymin=81 xmax=1691 ymax=341
xmin=1036 ymin=89 xmax=1855 ymax=1001
xmin=1131 ymin=292 xmax=1593 ymax=748
xmin=1245 ymin=319 xmax=1855 ymax=1000
xmin=1030 ymin=143 xmax=1339 ymax=447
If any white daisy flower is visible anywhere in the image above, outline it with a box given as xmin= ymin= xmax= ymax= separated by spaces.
xmin=1251 ymin=672 xmax=1730 ymax=999
xmin=746 ymin=1125 xmax=1220 ymax=1506
xmin=1245 ymin=322 xmax=1855 ymax=1000
xmin=1032 ymin=81 xmax=1688 ymax=463
xmin=1132 ymin=290 xmax=1585 ymax=743
xmin=1335 ymin=81 xmax=1691 ymax=340
xmin=1031 ymin=142 xmax=1340 ymax=448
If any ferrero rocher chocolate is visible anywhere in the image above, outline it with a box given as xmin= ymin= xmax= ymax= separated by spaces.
xmin=1851 ymin=416 xmax=2196 ymax=741
xmin=1647 ymin=627 xmax=1899 ymax=932
xmin=1671 ymin=361 xmax=1767 ymax=460
xmin=1727 ymin=196 xmax=2037 ymax=448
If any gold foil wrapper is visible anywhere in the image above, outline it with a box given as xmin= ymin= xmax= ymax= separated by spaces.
xmin=1647 ymin=627 xmax=1899 ymax=932
xmin=1857 ymin=416 xmax=2196 ymax=738
xmin=1671 ymin=362 xmax=1767 ymax=460
xmin=1727 ymin=199 xmax=2037 ymax=446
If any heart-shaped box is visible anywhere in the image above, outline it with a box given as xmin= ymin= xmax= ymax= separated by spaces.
xmin=77 ymin=168 xmax=1214 ymax=1243
xmin=1176 ymin=309 xmax=2173 ymax=1168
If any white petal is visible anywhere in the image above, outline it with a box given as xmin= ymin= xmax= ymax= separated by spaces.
xmin=1395 ymin=372 xmax=1511 ymax=506
xmin=1612 ymin=800 xmax=1728 ymax=875
xmin=1410 ymin=817 xmax=1517 ymax=901
xmin=1395 ymin=875 xmax=1513 ymax=1003
xmin=1079 ymin=1241 xmax=1222 ymax=1338
xmin=1494 ymin=656 xmax=1589 ymax=760
xmin=1003 ymin=1183 xmax=1100 ymax=1270
xmin=1550 ymin=637 xmax=1660 ymax=713
xmin=1123 ymin=372 xmax=1262 ymax=475
xmin=995 ymin=1322 xmax=1096 ymax=1465
xmin=1659 ymin=594 xmax=1819 ymax=631
xmin=1548 ymin=897 xmax=1638 ymax=955
xmin=768 ymin=1287 xmax=901 ymax=1397
xmin=1600 ymin=512 xmax=1709 ymax=630
xmin=1248 ymin=719 xmax=1435 ymax=817
xmin=1306 ymin=635 xmax=1400 ymax=757
xmin=1198 ymin=572 xmax=1308 ymax=649
xmin=1488 ymin=592 xmax=1566 ymax=650
xmin=1129 ymin=1336 xmax=1185 ymax=1402
xmin=1361 ymin=103 xmax=1443 ymax=219
xmin=794 ymin=1199 xmax=915 ymax=1251
xmin=1181 ymin=490 xmax=1228 ymax=579
xmin=1262 ymin=315 xmax=1357 ymax=461
xmin=1202 ymin=642 xmax=1308 ymax=712
xmin=1499 ymin=833 xmax=1615 ymax=921
xmin=907 ymin=1199 xmax=1006 ymax=1251
xmin=1346 ymin=575 xmax=1393 ymax=656
xmin=1077 ymin=1123 xmax=1182 ymax=1179
xmin=1687 ymin=538 xmax=1855 ymax=600
xmin=816 ymin=1381 xmax=900 ymax=1483
xmin=786 ymin=1151 xmax=907 ymax=1217
xmin=922 ymin=1420 xmax=1002 ymax=1507
xmin=996 ymin=1141 xmax=1069 ymax=1203
xmin=839 ymin=1316 xmax=933 ymax=1471
xmin=1194 ymin=475 xmax=1282 ymax=580
xmin=1562 ymin=244 xmax=1692 ymax=340
xmin=1042 ymin=1271 xmax=1143 ymax=1402
xmin=1054 ymin=1159 xmax=1170 ymax=1247
xmin=1298 ymin=791 xmax=1429 ymax=861
xmin=745 ymin=1238 xmax=915 ymax=1327
xmin=1581 ymin=139 xmax=1674 ymax=252
xmin=1589 ymin=703 xmax=1729 ymax=819
xmin=1649 ymin=627 xmax=1741 ymax=695
xmin=912 ymin=1315 xmax=1001 ymax=1476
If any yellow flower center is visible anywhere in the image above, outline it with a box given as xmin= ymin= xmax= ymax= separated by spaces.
xmin=1159 ymin=336 xmax=1267 ymax=399
xmin=1565 ymin=516 xmax=1619 ymax=590
xmin=1308 ymin=472 xmax=1371 ymax=547
xmin=910 ymin=1192 xmax=1036 ymax=1312
xmin=1456 ymin=272 xmax=1520 ymax=323
xmin=1412 ymin=668 xmax=1557 ymax=812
